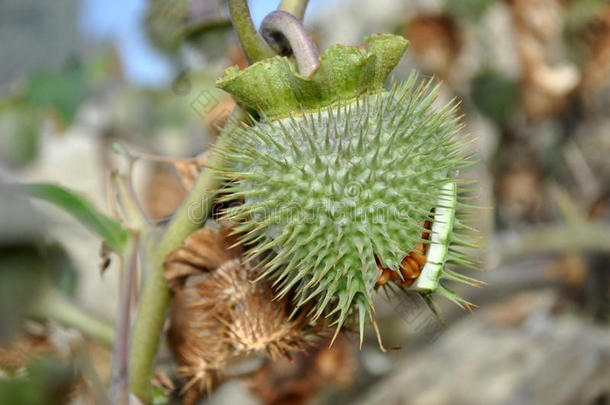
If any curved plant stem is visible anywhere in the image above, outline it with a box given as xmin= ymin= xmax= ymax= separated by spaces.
xmin=31 ymin=288 xmax=115 ymax=347
xmin=128 ymin=108 xmax=247 ymax=403
xmin=260 ymin=10 xmax=320 ymax=76
xmin=228 ymin=0 xmax=275 ymax=63
xmin=278 ymin=0 xmax=310 ymax=20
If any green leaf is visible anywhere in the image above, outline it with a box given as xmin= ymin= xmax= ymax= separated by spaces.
xmin=0 ymin=358 xmax=76 ymax=405
xmin=24 ymin=62 xmax=84 ymax=125
xmin=20 ymin=183 xmax=129 ymax=253
xmin=0 ymin=101 xmax=41 ymax=167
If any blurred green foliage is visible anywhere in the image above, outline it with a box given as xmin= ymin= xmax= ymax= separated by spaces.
xmin=0 ymin=244 xmax=46 ymax=345
xmin=0 ymin=102 xmax=41 ymax=167
xmin=0 ymin=358 xmax=76 ymax=405
xmin=0 ymin=61 xmax=85 ymax=167
xmin=0 ymin=187 xmax=79 ymax=344
xmin=24 ymin=61 xmax=85 ymax=125
xmin=471 ymin=69 xmax=519 ymax=124
xmin=46 ymin=242 xmax=78 ymax=298
xmin=563 ymin=0 xmax=608 ymax=67
xmin=146 ymin=0 xmax=192 ymax=53
xmin=146 ymin=0 xmax=231 ymax=56
xmin=152 ymin=386 xmax=171 ymax=405
xmin=564 ymin=0 xmax=607 ymax=31
xmin=0 ymin=188 xmax=46 ymax=344
xmin=445 ymin=0 xmax=498 ymax=23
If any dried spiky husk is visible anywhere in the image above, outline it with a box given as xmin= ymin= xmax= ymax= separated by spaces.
xmin=216 ymin=72 xmax=481 ymax=341
xmin=164 ymin=227 xmax=322 ymax=400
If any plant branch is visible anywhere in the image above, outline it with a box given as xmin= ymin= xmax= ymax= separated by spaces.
xmin=228 ymin=0 xmax=275 ymax=63
xmin=260 ymin=10 xmax=320 ymax=76
xmin=488 ymin=221 xmax=610 ymax=267
xmin=278 ymin=0 xmax=310 ymax=20
xmin=110 ymin=234 xmax=139 ymax=405
xmin=111 ymin=170 xmax=147 ymax=227
xmin=128 ymin=108 xmax=247 ymax=403
xmin=31 ymin=288 xmax=115 ymax=347
xmin=72 ymin=338 xmax=113 ymax=405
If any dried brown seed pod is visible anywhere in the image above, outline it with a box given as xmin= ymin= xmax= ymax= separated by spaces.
xmin=164 ymin=227 xmax=322 ymax=402
xmin=164 ymin=227 xmax=241 ymax=291
xmin=224 ymin=279 xmax=317 ymax=361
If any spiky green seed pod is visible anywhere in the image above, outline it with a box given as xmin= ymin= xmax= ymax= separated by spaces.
xmin=215 ymin=34 xmax=480 ymax=341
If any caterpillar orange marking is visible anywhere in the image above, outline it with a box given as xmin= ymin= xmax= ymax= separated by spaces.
xmin=376 ymin=216 xmax=433 ymax=287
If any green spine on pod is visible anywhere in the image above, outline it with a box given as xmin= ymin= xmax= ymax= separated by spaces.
xmin=215 ymin=34 xmax=481 ymax=342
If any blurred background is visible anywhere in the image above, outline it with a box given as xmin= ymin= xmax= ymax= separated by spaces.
xmin=0 ymin=0 xmax=609 ymax=404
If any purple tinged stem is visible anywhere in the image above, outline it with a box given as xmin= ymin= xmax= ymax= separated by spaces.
xmin=260 ymin=10 xmax=320 ymax=77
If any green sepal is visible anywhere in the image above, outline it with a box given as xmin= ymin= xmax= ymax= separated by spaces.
xmin=216 ymin=34 xmax=409 ymax=117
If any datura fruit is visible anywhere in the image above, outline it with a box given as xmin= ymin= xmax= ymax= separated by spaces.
xmin=215 ymin=34 xmax=481 ymax=342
